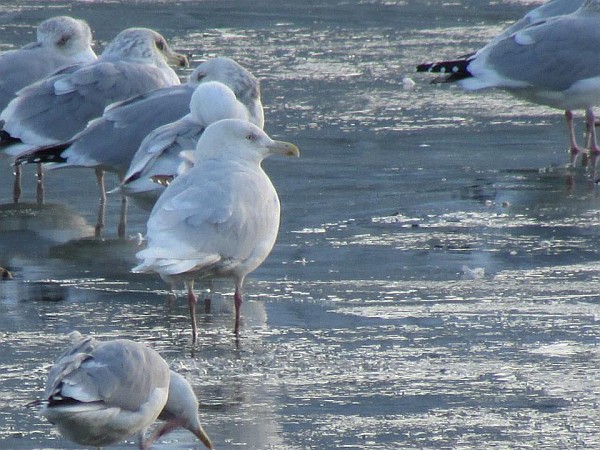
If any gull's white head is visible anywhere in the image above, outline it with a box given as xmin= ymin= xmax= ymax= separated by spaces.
xmin=37 ymin=16 xmax=97 ymax=63
xmin=187 ymin=57 xmax=264 ymax=128
xmin=189 ymin=81 xmax=250 ymax=125
xmin=101 ymin=27 xmax=188 ymax=69
xmin=194 ymin=118 xmax=299 ymax=164
xmin=147 ymin=371 xmax=213 ymax=449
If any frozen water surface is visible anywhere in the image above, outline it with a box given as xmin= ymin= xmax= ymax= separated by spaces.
xmin=1 ymin=1 xmax=600 ymax=449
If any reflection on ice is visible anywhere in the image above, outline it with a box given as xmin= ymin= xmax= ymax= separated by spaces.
xmin=0 ymin=202 xmax=92 ymax=241
xmin=48 ymin=236 xmax=141 ymax=267
xmin=0 ymin=202 xmax=95 ymax=270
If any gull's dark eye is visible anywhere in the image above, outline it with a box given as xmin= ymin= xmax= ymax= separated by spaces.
xmin=57 ymin=34 xmax=70 ymax=47
xmin=156 ymin=39 xmax=165 ymax=51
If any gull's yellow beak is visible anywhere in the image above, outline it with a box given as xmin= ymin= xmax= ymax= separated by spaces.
xmin=268 ymin=140 xmax=300 ymax=157
xmin=194 ymin=425 xmax=213 ymax=449
xmin=166 ymin=50 xmax=189 ymax=68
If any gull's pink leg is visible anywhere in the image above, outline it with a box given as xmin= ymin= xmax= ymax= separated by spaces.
xmin=204 ymin=280 xmax=213 ymax=314
xmin=234 ymin=279 xmax=243 ymax=336
xmin=586 ymin=108 xmax=600 ymax=169
xmin=566 ymin=110 xmax=583 ymax=165
xmin=95 ymin=168 xmax=106 ymax=238
xmin=117 ymin=177 xmax=128 ymax=239
xmin=36 ymin=163 xmax=44 ymax=205
xmin=12 ymin=164 xmax=21 ymax=204
xmin=166 ymin=285 xmax=176 ymax=306
xmin=186 ymin=280 xmax=198 ymax=344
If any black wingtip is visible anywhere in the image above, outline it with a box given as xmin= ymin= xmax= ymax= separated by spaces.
xmin=0 ymin=129 xmax=22 ymax=147
xmin=123 ymin=171 xmax=141 ymax=185
xmin=150 ymin=174 xmax=174 ymax=186
xmin=416 ymin=62 xmax=436 ymax=72
xmin=14 ymin=143 xmax=70 ymax=166
xmin=415 ymin=58 xmax=472 ymax=83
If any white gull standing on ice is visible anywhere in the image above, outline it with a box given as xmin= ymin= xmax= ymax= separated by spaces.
xmin=133 ymin=119 xmax=299 ymax=342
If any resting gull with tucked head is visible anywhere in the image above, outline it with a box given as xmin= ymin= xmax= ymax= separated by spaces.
xmin=0 ymin=15 xmax=97 ymax=203
xmin=133 ymin=119 xmax=299 ymax=342
xmin=0 ymin=15 xmax=96 ymax=112
xmin=121 ymin=80 xmax=257 ymax=207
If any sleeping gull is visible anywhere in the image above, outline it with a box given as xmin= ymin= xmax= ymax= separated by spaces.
xmin=0 ymin=16 xmax=96 ymax=112
xmin=14 ymin=57 xmax=262 ymax=237
xmin=0 ymin=15 xmax=97 ymax=203
xmin=133 ymin=119 xmax=299 ymax=341
xmin=121 ymin=80 xmax=257 ymax=207
xmin=40 ymin=332 xmax=213 ymax=449
xmin=417 ymin=0 xmax=595 ymax=163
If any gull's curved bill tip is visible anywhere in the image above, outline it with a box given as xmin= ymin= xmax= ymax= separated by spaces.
xmin=195 ymin=427 xmax=214 ymax=449
xmin=269 ymin=140 xmax=300 ymax=157
xmin=170 ymin=51 xmax=189 ymax=68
